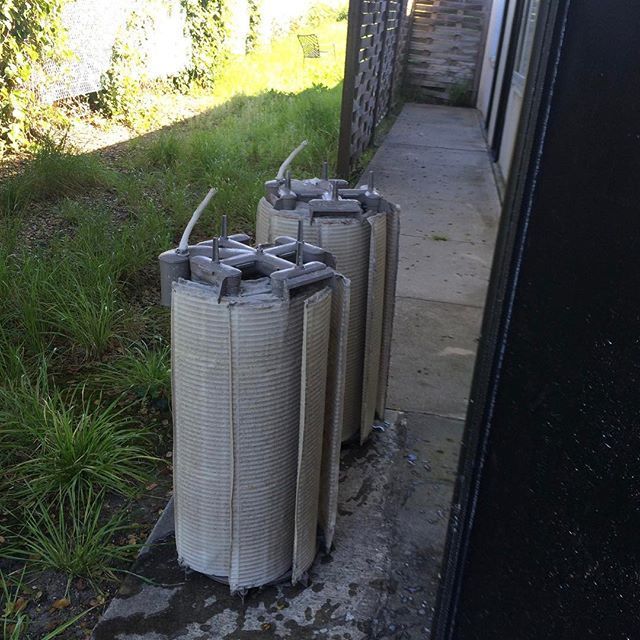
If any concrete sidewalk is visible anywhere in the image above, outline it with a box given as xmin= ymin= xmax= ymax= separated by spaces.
xmin=92 ymin=104 xmax=500 ymax=640
xmin=367 ymin=104 xmax=500 ymax=637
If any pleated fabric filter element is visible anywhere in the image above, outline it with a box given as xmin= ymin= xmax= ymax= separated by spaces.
xmin=361 ymin=213 xmax=387 ymax=443
xmin=227 ymin=290 xmax=305 ymax=590
xmin=318 ymin=275 xmax=350 ymax=552
xmin=161 ymin=199 xmax=350 ymax=589
xmin=172 ymin=282 xmax=233 ymax=578
xmin=172 ymin=278 xmax=335 ymax=591
xmin=293 ymin=288 xmax=332 ymax=582
xmin=256 ymin=194 xmax=400 ymax=444
xmin=376 ymin=201 xmax=400 ymax=420
xmin=256 ymin=203 xmax=368 ymax=443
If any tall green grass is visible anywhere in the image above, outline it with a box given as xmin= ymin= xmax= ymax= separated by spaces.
xmin=0 ymin=138 xmax=115 ymax=216
xmin=0 ymin=370 xmax=153 ymax=500
xmin=13 ymin=488 xmax=136 ymax=580
xmin=0 ymin=569 xmax=30 ymax=640
xmin=139 ymin=84 xmax=343 ymax=231
xmin=94 ymin=342 xmax=171 ymax=401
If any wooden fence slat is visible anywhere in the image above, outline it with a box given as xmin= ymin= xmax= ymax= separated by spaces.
xmin=339 ymin=0 xmax=489 ymax=173
xmin=405 ymin=0 xmax=490 ymax=102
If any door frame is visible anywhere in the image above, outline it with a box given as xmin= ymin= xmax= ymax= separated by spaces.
xmin=488 ymin=0 xmax=527 ymax=161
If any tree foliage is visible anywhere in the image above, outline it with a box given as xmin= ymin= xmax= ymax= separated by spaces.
xmin=0 ymin=0 xmax=67 ymax=154
xmin=0 ymin=0 xmax=266 ymax=150
xmin=180 ymin=0 xmax=231 ymax=87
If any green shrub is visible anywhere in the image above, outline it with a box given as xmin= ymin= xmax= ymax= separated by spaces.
xmin=94 ymin=0 xmax=233 ymax=121
xmin=94 ymin=343 xmax=171 ymax=401
xmin=299 ymin=2 xmax=349 ymax=27
xmin=0 ymin=0 xmax=68 ymax=155
xmin=1 ymin=380 xmax=153 ymax=499
xmin=92 ymin=1 xmax=164 ymax=129
xmin=336 ymin=4 xmax=349 ymax=21
xmin=10 ymin=488 xmax=136 ymax=580
xmin=246 ymin=0 xmax=261 ymax=52
xmin=180 ymin=0 xmax=230 ymax=88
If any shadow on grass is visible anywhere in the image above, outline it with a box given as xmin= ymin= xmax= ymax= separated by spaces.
xmin=2 ymin=83 xmax=344 ymax=225
xmin=0 ymin=83 xmax=345 ymax=361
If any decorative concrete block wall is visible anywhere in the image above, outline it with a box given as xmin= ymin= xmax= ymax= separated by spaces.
xmin=406 ymin=0 xmax=490 ymax=103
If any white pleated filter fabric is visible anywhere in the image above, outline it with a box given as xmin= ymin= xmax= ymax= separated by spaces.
xmin=360 ymin=213 xmax=388 ymax=443
xmin=318 ymin=275 xmax=350 ymax=552
xmin=172 ymin=282 xmax=233 ymax=577
xmin=256 ymin=198 xmax=369 ymax=442
xmin=172 ymin=279 xmax=334 ymax=590
xmin=293 ymin=288 xmax=332 ymax=582
xmin=376 ymin=203 xmax=400 ymax=418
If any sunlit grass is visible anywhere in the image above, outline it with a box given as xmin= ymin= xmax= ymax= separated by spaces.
xmin=137 ymin=85 xmax=343 ymax=229
xmin=214 ymin=21 xmax=346 ymax=99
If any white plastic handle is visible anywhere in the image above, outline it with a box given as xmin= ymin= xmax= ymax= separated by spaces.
xmin=276 ymin=140 xmax=309 ymax=180
xmin=177 ymin=188 xmax=217 ymax=254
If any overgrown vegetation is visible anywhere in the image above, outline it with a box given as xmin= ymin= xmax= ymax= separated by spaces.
xmin=0 ymin=14 xmax=346 ymax=636
xmin=0 ymin=137 xmax=114 ymax=215
xmin=15 ymin=488 xmax=134 ymax=580
xmin=0 ymin=0 xmax=68 ymax=154
xmin=1 ymin=1 xmax=349 ymax=148
xmin=180 ymin=0 xmax=231 ymax=87
xmin=95 ymin=0 xmax=235 ymax=127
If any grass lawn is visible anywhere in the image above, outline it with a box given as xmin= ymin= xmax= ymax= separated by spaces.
xmin=0 ymin=16 xmax=347 ymax=638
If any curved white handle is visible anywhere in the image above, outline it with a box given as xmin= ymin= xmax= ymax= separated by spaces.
xmin=178 ymin=188 xmax=217 ymax=254
xmin=276 ymin=140 xmax=309 ymax=179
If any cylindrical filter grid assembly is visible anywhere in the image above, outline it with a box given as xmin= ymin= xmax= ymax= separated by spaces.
xmin=256 ymin=168 xmax=399 ymax=444
xmin=257 ymin=204 xmax=370 ymax=442
xmin=161 ymin=218 xmax=349 ymax=592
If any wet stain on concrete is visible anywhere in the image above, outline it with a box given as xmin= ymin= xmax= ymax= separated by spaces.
xmin=92 ymin=413 xmax=457 ymax=640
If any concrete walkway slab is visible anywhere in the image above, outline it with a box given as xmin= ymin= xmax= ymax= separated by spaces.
xmin=397 ymin=235 xmax=493 ymax=307
xmin=387 ymin=298 xmax=482 ymax=419
xmin=367 ymin=144 xmax=495 ymax=185
xmin=92 ymin=104 xmax=501 ymax=639
xmin=380 ymin=413 xmax=463 ymax=637
xmin=384 ymin=105 xmax=486 ymax=151
xmin=94 ymin=422 xmax=404 ymax=640
xmin=373 ymin=164 xmax=498 ymax=210
xmin=393 ymin=196 xmax=498 ymax=244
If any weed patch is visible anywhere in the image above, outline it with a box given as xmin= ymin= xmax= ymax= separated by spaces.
xmin=0 ymin=139 xmax=114 ymax=216
xmin=94 ymin=343 xmax=171 ymax=402
xmin=11 ymin=488 xmax=137 ymax=581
